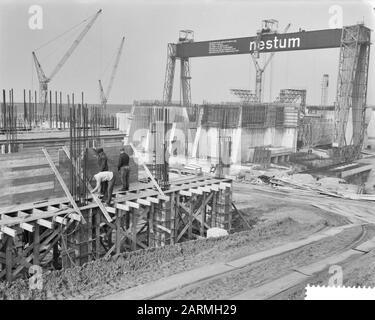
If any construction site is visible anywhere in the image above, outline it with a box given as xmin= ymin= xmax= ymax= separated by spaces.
xmin=1 ymin=5 xmax=375 ymax=300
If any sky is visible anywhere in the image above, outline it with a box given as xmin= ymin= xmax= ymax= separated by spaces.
xmin=0 ymin=0 xmax=374 ymax=106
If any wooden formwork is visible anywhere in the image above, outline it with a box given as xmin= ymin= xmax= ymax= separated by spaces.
xmin=0 ymin=176 xmax=232 ymax=282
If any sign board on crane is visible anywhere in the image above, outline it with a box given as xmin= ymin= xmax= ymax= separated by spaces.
xmin=176 ymin=28 xmax=342 ymax=58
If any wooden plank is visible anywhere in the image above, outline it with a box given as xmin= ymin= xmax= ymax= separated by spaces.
xmin=0 ymin=197 xmax=69 ymax=215
xmin=0 ymin=182 xmax=54 ymax=197
xmin=201 ymin=186 xmax=211 ymax=193
xmin=191 ymin=188 xmax=203 ymax=195
xmin=158 ymin=194 xmax=170 ymax=201
xmin=188 ymin=198 xmax=193 ymax=240
xmin=126 ymin=201 xmax=140 ymax=209
xmin=42 ymin=148 xmax=86 ymax=224
xmin=209 ymin=184 xmax=219 ymax=191
xmin=137 ymin=198 xmax=151 ymax=206
xmin=0 ymin=157 xmax=48 ymax=168
xmin=37 ymin=219 xmax=53 ymax=229
xmin=147 ymin=196 xmax=159 ymax=204
xmin=116 ymin=203 xmax=130 ymax=211
xmin=179 ymin=190 xmax=192 ymax=197
xmin=18 ymin=211 xmax=35 ymax=232
xmin=68 ymin=213 xmax=82 ymax=222
xmin=6 ymin=236 xmax=13 ymax=282
xmin=105 ymin=206 xmax=117 ymax=214
xmin=20 ymin=222 xmax=34 ymax=232
xmin=0 ymin=226 xmax=16 ymax=237
xmin=201 ymin=193 xmax=206 ymax=236
xmin=156 ymin=224 xmax=171 ymax=234
xmin=0 ymin=207 xmax=80 ymax=227
xmin=33 ymin=224 xmax=40 ymax=265
xmin=219 ymin=182 xmax=231 ymax=189
xmin=148 ymin=204 xmax=155 ymax=247
xmin=54 ymin=216 xmax=67 ymax=225
xmin=0 ymin=167 xmax=52 ymax=180
xmin=116 ymin=209 xmax=122 ymax=255
xmin=131 ymin=209 xmax=137 ymax=251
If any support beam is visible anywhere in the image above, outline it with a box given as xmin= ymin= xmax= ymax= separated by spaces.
xmin=179 ymin=190 xmax=192 ymax=197
xmin=1 ymin=226 xmax=16 ymax=237
xmin=201 ymin=186 xmax=211 ymax=193
xmin=126 ymin=201 xmax=140 ymax=209
xmin=116 ymin=203 xmax=130 ymax=211
xmin=158 ymin=195 xmax=170 ymax=201
xmin=54 ymin=216 xmax=68 ymax=225
xmin=191 ymin=188 xmax=203 ymax=195
xmin=105 ymin=206 xmax=117 ymax=214
xmin=146 ymin=196 xmax=159 ymax=204
xmin=209 ymin=184 xmax=219 ymax=191
xmin=137 ymin=198 xmax=151 ymax=206
xmin=37 ymin=219 xmax=53 ymax=229
xmin=20 ymin=222 xmax=34 ymax=232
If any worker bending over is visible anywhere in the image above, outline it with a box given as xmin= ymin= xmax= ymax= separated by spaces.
xmin=95 ymin=148 xmax=108 ymax=195
xmin=91 ymin=171 xmax=116 ymax=205
xmin=117 ymin=147 xmax=130 ymax=191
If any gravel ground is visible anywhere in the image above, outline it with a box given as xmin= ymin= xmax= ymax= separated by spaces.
xmin=158 ymin=226 xmax=372 ymax=299
xmin=274 ymin=241 xmax=375 ymax=300
xmin=75 ymin=214 xmax=333 ymax=299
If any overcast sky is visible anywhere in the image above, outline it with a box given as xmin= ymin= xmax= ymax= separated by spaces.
xmin=0 ymin=0 xmax=374 ymax=105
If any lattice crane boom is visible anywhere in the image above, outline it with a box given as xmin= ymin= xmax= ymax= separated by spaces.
xmin=252 ymin=22 xmax=291 ymax=102
xmin=32 ymin=9 xmax=102 ymax=105
xmin=49 ymin=9 xmax=102 ymax=81
xmin=99 ymin=79 xmax=106 ymax=106
xmin=32 ymin=51 xmax=48 ymax=83
xmin=106 ymin=36 xmax=125 ymax=101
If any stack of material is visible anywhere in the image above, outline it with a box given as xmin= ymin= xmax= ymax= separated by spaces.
xmin=206 ymin=227 xmax=229 ymax=238
xmin=270 ymin=174 xmax=375 ymax=201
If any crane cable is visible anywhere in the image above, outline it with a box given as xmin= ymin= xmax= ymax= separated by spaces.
xmin=34 ymin=11 xmax=98 ymax=52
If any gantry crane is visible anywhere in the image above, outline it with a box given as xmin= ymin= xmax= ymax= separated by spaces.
xmin=99 ymin=36 xmax=125 ymax=109
xmin=32 ymin=9 xmax=102 ymax=108
xmin=251 ymin=21 xmax=291 ymax=102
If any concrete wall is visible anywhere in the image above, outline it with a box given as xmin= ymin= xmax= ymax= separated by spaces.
xmin=116 ymin=112 xmax=132 ymax=132
xmin=195 ymin=125 xmax=297 ymax=164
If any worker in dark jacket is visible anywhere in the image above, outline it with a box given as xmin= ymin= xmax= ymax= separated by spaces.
xmin=117 ymin=147 xmax=130 ymax=191
xmin=95 ymin=148 xmax=108 ymax=195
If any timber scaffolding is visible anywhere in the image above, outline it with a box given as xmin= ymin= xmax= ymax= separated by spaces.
xmin=0 ymin=175 xmax=232 ymax=282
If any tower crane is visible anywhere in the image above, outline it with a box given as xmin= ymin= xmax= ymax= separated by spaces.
xmin=99 ymin=36 xmax=125 ymax=109
xmin=32 ymin=9 xmax=102 ymax=108
xmin=251 ymin=21 xmax=291 ymax=102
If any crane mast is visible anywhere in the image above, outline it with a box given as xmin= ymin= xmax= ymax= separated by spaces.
xmin=99 ymin=36 xmax=125 ymax=108
xmin=252 ymin=21 xmax=291 ymax=102
xmin=33 ymin=9 xmax=102 ymax=106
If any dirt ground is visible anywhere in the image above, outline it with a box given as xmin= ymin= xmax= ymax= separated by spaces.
xmin=231 ymin=181 xmax=349 ymax=233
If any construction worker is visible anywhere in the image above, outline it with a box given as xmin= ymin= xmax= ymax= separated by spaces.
xmin=117 ymin=147 xmax=130 ymax=191
xmin=91 ymin=171 xmax=116 ymax=205
xmin=95 ymin=148 xmax=108 ymax=195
